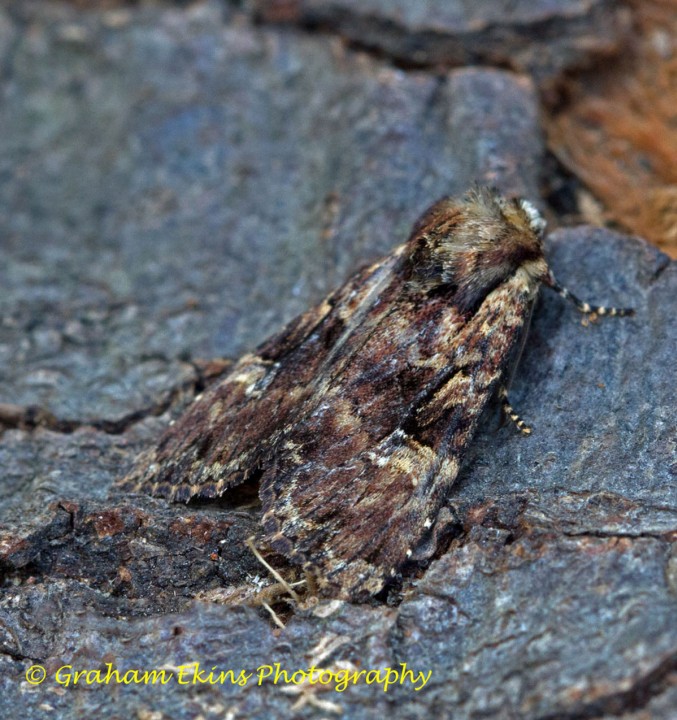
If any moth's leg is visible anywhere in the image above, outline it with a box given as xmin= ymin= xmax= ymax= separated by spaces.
xmin=495 ymin=300 xmax=534 ymax=436
xmin=498 ymin=386 xmax=532 ymax=435
xmin=544 ymin=271 xmax=634 ymax=317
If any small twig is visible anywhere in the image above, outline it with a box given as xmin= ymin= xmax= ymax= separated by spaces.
xmin=245 ymin=536 xmax=301 ymax=603
xmin=261 ymin=601 xmax=286 ymax=629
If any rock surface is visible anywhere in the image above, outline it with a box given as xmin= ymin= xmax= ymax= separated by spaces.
xmin=0 ymin=1 xmax=675 ymax=719
xmin=252 ymin=0 xmax=629 ymax=86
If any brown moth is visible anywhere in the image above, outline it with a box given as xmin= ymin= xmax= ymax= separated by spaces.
xmin=119 ymin=187 xmax=632 ymax=601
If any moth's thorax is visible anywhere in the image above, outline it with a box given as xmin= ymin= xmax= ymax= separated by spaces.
xmin=404 ymin=187 xmax=547 ymax=312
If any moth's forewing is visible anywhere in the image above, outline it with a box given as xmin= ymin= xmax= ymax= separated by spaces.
xmin=260 ymin=271 xmax=537 ymax=599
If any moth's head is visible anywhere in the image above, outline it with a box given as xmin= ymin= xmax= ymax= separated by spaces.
xmin=405 ymin=186 xmax=548 ymax=312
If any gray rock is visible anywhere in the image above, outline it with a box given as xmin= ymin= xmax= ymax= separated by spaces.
xmin=252 ymin=0 xmax=630 ymax=87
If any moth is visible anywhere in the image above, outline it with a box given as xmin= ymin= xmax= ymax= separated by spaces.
xmin=120 ymin=187 xmax=632 ymax=601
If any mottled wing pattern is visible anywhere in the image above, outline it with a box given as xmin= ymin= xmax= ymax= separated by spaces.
xmin=119 ymin=253 xmax=401 ymax=502
xmin=260 ymin=273 xmax=535 ymax=599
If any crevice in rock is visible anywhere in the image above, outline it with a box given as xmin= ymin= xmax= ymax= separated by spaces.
xmin=535 ymin=649 xmax=677 ymax=720
xmin=45 ymin=0 xmax=200 ymax=8
xmin=0 ymin=3 xmax=28 ymax=86
xmin=650 ymin=254 xmax=672 ymax=283
xmin=0 ymin=358 xmax=232 ymax=438
xmin=248 ymin=0 xmax=627 ymax=86
xmin=541 ymin=151 xmax=587 ymax=224
xmin=0 ymin=392 xmax=179 ymax=437
xmin=0 ymin=639 xmax=41 ymax=664
xmin=561 ymin=529 xmax=677 ymax=542
xmin=250 ymin=8 xmax=519 ymax=73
